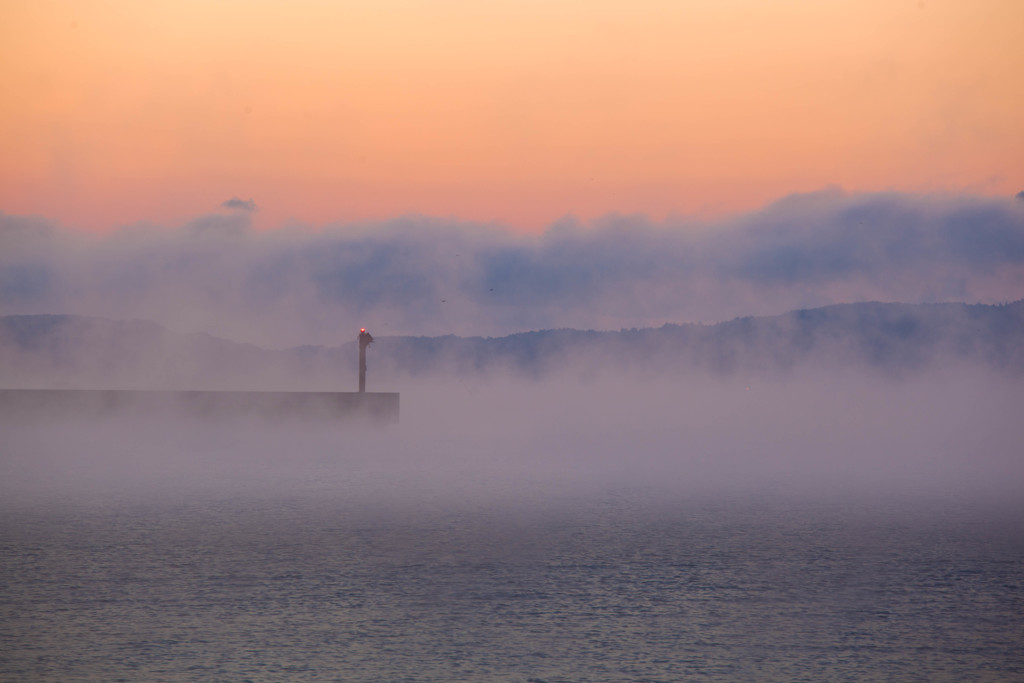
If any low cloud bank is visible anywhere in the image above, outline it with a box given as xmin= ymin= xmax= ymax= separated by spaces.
xmin=2 ymin=190 xmax=1023 ymax=347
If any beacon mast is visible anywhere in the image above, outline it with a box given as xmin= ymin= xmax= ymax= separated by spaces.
xmin=357 ymin=328 xmax=374 ymax=392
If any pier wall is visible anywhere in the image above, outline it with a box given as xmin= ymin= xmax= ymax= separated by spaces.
xmin=0 ymin=389 xmax=399 ymax=423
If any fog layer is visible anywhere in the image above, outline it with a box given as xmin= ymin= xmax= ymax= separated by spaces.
xmin=3 ymin=190 xmax=1023 ymax=346
xmin=3 ymin=190 xmax=1022 ymax=508
xmin=3 ymin=369 xmax=1022 ymax=511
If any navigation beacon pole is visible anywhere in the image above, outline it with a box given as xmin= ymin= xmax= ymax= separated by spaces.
xmin=357 ymin=328 xmax=374 ymax=393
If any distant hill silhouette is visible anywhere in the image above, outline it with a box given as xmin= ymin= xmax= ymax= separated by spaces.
xmin=360 ymin=300 xmax=1024 ymax=378
xmin=3 ymin=301 xmax=1023 ymax=388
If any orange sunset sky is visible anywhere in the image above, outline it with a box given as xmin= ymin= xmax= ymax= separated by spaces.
xmin=2 ymin=0 xmax=1022 ymax=232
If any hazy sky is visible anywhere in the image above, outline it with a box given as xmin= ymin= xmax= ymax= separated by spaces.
xmin=2 ymin=0 xmax=1022 ymax=231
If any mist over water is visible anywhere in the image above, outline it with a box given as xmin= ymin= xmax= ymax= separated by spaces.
xmin=3 ymin=367 xmax=1023 ymax=507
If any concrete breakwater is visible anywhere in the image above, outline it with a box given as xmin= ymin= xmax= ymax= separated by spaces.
xmin=0 ymin=389 xmax=399 ymax=423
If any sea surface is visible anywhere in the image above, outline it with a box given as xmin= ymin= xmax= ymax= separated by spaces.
xmin=2 ymin=487 xmax=1023 ymax=682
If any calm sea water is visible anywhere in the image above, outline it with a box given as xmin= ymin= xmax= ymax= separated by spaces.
xmin=2 ymin=487 xmax=1023 ymax=682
